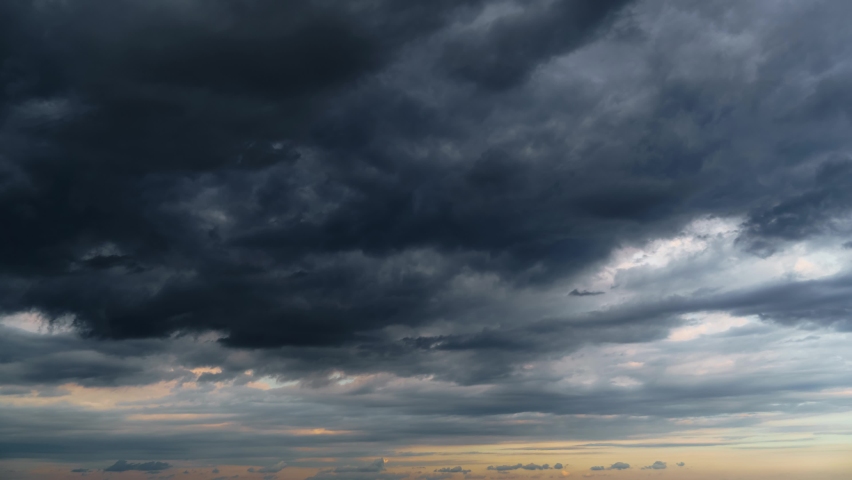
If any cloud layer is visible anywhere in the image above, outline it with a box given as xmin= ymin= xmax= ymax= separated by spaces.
xmin=1 ymin=0 xmax=852 ymax=478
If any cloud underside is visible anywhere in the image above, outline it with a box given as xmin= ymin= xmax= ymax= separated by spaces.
xmin=4 ymin=0 xmax=852 ymax=356
xmin=1 ymin=0 xmax=852 ymax=470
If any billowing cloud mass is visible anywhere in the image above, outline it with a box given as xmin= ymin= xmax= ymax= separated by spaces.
xmin=676 ymin=462 xmax=685 ymax=467
xmin=1 ymin=0 xmax=852 ymax=479
xmin=642 ymin=461 xmax=666 ymax=470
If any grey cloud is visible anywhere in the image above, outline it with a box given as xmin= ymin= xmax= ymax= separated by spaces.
xmin=0 ymin=0 xmax=494 ymax=353
xmin=440 ymin=0 xmax=633 ymax=90
xmin=1 ymin=0 xmax=852 ymax=385
xmin=2 ymin=0 xmax=852 ymax=472
xmin=553 ymin=464 xmax=563 ymax=470
xmin=589 ymin=467 xmax=604 ymax=471
xmin=608 ymin=463 xmax=630 ymax=470
xmin=2 ymin=319 xmax=850 ymax=465
xmin=0 ymin=380 xmax=843 ymax=470
xmin=659 ymin=273 xmax=852 ymax=330
xmin=739 ymin=159 xmax=852 ymax=252
xmin=641 ymin=461 xmax=665 ymax=470
xmin=568 ymin=289 xmax=605 ymax=297
xmin=104 ymin=460 xmax=171 ymax=472
xmin=676 ymin=462 xmax=685 ymax=467
xmin=434 ymin=467 xmax=471 ymax=474
xmin=307 ymin=461 xmax=407 ymax=480
xmin=70 ymin=468 xmax=89 ymax=473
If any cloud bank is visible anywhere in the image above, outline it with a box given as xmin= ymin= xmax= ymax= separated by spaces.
xmin=1 ymin=0 xmax=852 ymax=477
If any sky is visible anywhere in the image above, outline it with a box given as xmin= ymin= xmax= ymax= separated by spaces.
xmin=1 ymin=0 xmax=852 ymax=479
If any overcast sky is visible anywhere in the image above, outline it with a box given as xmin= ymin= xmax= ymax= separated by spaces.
xmin=2 ymin=1 xmax=852 ymax=479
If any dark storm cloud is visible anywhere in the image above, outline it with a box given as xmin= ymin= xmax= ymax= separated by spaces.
xmin=439 ymin=0 xmax=633 ymax=90
xmin=1 ymin=0 xmax=852 ymax=424
xmin=0 ymin=0 xmax=724 ymax=362
xmin=0 ymin=0 xmax=487 ymax=348
xmin=0 ymin=323 xmax=184 ymax=386
xmin=104 ymin=460 xmax=171 ymax=472
xmin=739 ymin=158 xmax=852 ymax=254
